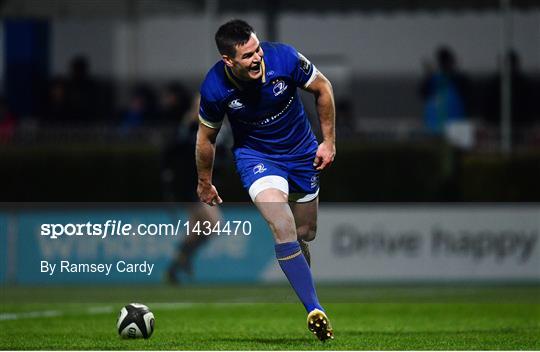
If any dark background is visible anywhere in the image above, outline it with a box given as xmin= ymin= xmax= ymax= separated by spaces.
xmin=1 ymin=0 xmax=539 ymax=202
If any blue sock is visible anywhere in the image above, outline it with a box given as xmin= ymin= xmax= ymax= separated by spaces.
xmin=275 ymin=241 xmax=323 ymax=313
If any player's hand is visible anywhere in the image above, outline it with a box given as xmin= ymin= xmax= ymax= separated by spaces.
xmin=197 ymin=180 xmax=223 ymax=206
xmin=313 ymin=141 xmax=336 ymax=171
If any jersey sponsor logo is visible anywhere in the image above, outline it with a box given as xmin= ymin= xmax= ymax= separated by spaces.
xmin=228 ymin=99 xmax=244 ymax=110
xmin=298 ymin=53 xmax=311 ymax=75
xmin=237 ymin=96 xmax=294 ymax=127
xmin=272 ymin=80 xmax=288 ymax=96
xmin=253 ymin=163 xmax=267 ymax=175
xmin=310 ymin=175 xmax=319 ymax=188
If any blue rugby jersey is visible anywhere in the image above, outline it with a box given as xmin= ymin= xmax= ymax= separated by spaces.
xmin=199 ymin=42 xmax=319 ymax=156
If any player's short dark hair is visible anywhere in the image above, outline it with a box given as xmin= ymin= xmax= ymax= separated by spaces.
xmin=215 ymin=19 xmax=254 ymax=57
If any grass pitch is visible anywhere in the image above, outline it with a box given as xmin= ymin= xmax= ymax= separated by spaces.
xmin=1 ymin=284 xmax=539 ymax=350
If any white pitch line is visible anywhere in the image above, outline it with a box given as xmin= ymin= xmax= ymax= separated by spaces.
xmin=0 ymin=310 xmax=62 ymax=321
xmin=0 ymin=302 xmax=199 ymax=321
xmin=87 ymin=306 xmax=115 ymax=314
xmin=0 ymin=306 xmax=114 ymax=321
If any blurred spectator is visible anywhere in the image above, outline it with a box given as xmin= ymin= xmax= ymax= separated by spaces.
xmin=420 ymin=46 xmax=469 ymax=134
xmin=44 ymin=77 xmax=70 ymax=123
xmin=162 ymin=94 xmax=222 ymax=283
xmin=484 ymin=50 xmax=536 ymax=134
xmin=161 ymin=94 xmax=203 ymax=202
xmin=159 ymin=82 xmax=192 ymax=122
xmin=0 ymin=96 xmax=16 ymax=143
xmin=161 ymin=93 xmax=235 ymax=283
xmin=119 ymin=84 xmax=157 ymax=134
xmin=65 ymin=55 xmax=99 ymax=122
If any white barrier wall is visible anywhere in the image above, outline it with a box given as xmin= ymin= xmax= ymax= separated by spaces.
xmin=280 ymin=11 xmax=540 ymax=75
xmin=263 ymin=205 xmax=540 ymax=282
xmin=48 ymin=11 xmax=540 ymax=79
xmin=50 ymin=14 xmax=266 ymax=80
xmin=51 ymin=19 xmax=117 ymax=77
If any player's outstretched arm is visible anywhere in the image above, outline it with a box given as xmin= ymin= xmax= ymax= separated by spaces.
xmin=304 ymin=72 xmax=336 ymax=170
xmin=196 ymin=123 xmax=223 ymax=206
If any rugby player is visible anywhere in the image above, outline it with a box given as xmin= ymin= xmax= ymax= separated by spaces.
xmin=196 ymin=19 xmax=335 ymax=341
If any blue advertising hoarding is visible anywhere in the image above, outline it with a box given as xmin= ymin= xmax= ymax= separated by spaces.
xmin=0 ymin=205 xmax=275 ymax=284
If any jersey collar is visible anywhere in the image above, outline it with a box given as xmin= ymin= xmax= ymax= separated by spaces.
xmin=224 ymin=59 xmax=266 ymax=90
